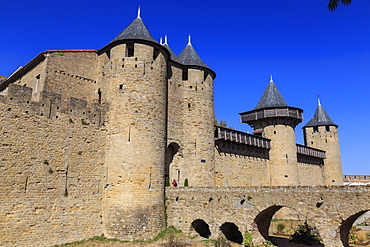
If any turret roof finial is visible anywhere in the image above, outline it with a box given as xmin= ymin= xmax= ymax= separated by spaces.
xmin=318 ymin=95 xmax=321 ymax=106
xmin=164 ymin=35 xmax=168 ymax=45
xmin=270 ymin=75 xmax=273 ymax=82
xmin=159 ymin=37 xmax=163 ymax=45
xmin=137 ymin=6 xmax=141 ymax=19
xmin=188 ymin=35 xmax=191 ymax=45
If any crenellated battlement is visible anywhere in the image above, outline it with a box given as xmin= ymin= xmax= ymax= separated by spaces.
xmin=0 ymin=83 xmax=108 ymax=127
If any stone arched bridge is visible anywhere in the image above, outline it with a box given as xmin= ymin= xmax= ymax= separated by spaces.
xmin=165 ymin=186 xmax=370 ymax=247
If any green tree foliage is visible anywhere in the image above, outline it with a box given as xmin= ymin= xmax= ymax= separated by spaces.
xmin=276 ymin=223 xmax=285 ymax=234
xmin=165 ymin=176 xmax=170 ymax=187
xmin=184 ymin=178 xmax=189 ymax=187
xmin=328 ymin=0 xmax=352 ymax=11
xmin=290 ymin=221 xmax=320 ymax=246
xmin=214 ymin=115 xmax=234 ymax=129
xmin=243 ymin=231 xmax=254 ymax=247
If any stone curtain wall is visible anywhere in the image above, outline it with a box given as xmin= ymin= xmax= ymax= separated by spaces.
xmin=166 ymin=186 xmax=370 ymax=247
xmin=0 ymin=102 xmax=106 ymax=247
xmin=214 ymin=146 xmax=270 ymax=186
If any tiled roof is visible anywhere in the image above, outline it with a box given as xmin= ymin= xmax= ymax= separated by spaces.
xmin=255 ymin=77 xmax=287 ymax=109
xmin=304 ymin=100 xmax=337 ymax=127
xmin=178 ymin=37 xmax=208 ymax=68
xmin=113 ymin=16 xmax=156 ymax=43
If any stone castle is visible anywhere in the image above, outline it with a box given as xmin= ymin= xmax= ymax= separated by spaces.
xmin=0 ymin=10 xmax=344 ymax=246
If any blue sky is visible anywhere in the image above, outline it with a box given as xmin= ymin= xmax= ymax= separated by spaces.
xmin=1 ymin=0 xmax=369 ymax=175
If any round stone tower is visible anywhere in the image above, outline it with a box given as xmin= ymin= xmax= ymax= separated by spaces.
xmin=303 ymin=99 xmax=343 ymax=185
xmin=240 ymin=76 xmax=303 ymax=186
xmin=176 ymin=36 xmax=216 ymax=187
xmin=97 ymin=11 xmax=170 ymax=240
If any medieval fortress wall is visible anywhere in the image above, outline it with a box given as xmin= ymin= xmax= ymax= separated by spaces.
xmin=0 ymin=12 xmax=348 ymax=247
xmin=0 ymin=92 xmax=106 ymax=246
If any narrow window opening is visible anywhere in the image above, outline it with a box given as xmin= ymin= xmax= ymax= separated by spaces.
xmin=313 ymin=126 xmax=319 ymax=133
xmin=126 ymin=43 xmax=134 ymax=57
xmin=325 ymin=125 xmax=330 ymax=132
xmin=188 ymin=103 xmax=191 ymax=108
xmin=98 ymin=88 xmax=102 ymax=104
xmin=182 ymin=68 xmax=188 ymax=80
xmin=119 ymin=84 xmax=124 ymax=90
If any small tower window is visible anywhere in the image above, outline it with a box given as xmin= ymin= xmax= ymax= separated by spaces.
xmin=126 ymin=43 xmax=134 ymax=57
xmin=313 ymin=126 xmax=319 ymax=133
xmin=182 ymin=68 xmax=188 ymax=81
xmin=325 ymin=126 xmax=330 ymax=132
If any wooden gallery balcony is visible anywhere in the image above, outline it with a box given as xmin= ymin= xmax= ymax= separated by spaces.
xmin=214 ymin=126 xmax=271 ymax=149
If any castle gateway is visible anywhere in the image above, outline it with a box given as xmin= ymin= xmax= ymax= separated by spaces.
xmin=0 ymin=10 xmax=364 ymax=247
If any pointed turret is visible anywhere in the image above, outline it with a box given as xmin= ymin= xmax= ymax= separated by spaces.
xmin=178 ymin=35 xmax=208 ymax=68
xmin=112 ymin=9 xmax=156 ymax=43
xmin=255 ymin=75 xmax=287 ymax=109
xmin=304 ymin=99 xmax=337 ymax=128
xmin=240 ymin=76 xmax=304 ymax=186
xmin=240 ymin=76 xmax=303 ymax=129
xmin=303 ymin=99 xmax=343 ymax=185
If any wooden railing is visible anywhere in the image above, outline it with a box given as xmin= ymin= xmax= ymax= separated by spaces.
xmin=240 ymin=107 xmax=303 ymax=122
xmin=215 ymin=126 xmax=271 ymax=149
xmin=296 ymin=144 xmax=326 ymax=159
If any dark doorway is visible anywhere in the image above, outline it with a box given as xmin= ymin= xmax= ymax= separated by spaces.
xmin=165 ymin=143 xmax=180 ymax=185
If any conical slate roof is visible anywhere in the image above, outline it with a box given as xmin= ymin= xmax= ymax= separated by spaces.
xmin=255 ymin=77 xmax=287 ymax=109
xmin=162 ymin=36 xmax=181 ymax=63
xmin=113 ymin=14 xmax=156 ymax=43
xmin=304 ymin=100 xmax=337 ymax=127
xmin=178 ymin=36 xmax=208 ymax=67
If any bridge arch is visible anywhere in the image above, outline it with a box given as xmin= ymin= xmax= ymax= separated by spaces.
xmin=253 ymin=204 xmax=323 ymax=245
xmin=220 ymin=222 xmax=243 ymax=244
xmin=340 ymin=210 xmax=369 ymax=247
xmin=191 ymin=219 xmax=211 ymax=238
